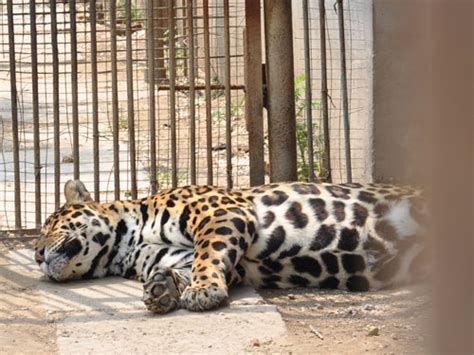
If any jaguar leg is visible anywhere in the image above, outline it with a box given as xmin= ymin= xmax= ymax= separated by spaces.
xmin=180 ymin=211 xmax=256 ymax=311
xmin=143 ymin=267 xmax=191 ymax=314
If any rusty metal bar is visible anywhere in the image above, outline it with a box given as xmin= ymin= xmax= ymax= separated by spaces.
xmin=264 ymin=0 xmax=297 ymax=182
xmin=7 ymin=0 xmax=21 ymax=229
xmin=147 ymin=0 xmax=158 ymax=193
xmin=187 ymin=0 xmax=196 ymax=185
xmin=29 ymin=0 xmax=41 ymax=226
xmin=125 ymin=0 xmax=137 ymax=199
xmin=244 ymin=0 xmax=264 ymax=186
xmin=50 ymin=0 xmax=60 ymax=208
xmin=168 ymin=0 xmax=177 ymax=188
xmin=69 ymin=0 xmax=80 ymax=179
xmin=336 ymin=0 xmax=352 ymax=182
xmin=157 ymin=84 xmax=245 ymax=91
xmin=302 ymin=0 xmax=315 ymax=182
xmin=110 ymin=0 xmax=120 ymax=199
xmin=89 ymin=0 xmax=100 ymax=201
xmin=223 ymin=0 xmax=232 ymax=188
xmin=203 ymin=0 xmax=213 ymax=185
xmin=318 ymin=0 xmax=331 ymax=182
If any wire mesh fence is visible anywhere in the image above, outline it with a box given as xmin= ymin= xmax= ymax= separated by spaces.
xmin=0 ymin=0 xmax=371 ymax=231
xmin=293 ymin=0 xmax=372 ymax=184
xmin=0 ymin=0 xmax=250 ymax=230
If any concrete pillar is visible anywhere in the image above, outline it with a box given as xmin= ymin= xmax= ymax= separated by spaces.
xmin=372 ymin=1 xmax=431 ymax=184
xmin=264 ymin=0 xmax=297 ymax=182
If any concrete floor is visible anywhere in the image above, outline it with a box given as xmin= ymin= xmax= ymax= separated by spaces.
xmin=0 ymin=249 xmax=287 ymax=354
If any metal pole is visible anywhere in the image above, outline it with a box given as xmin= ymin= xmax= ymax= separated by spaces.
xmin=110 ymin=0 xmax=120 ymax=199
xmin=29 ymin=0 xmax=41 ymax=226
xmin=203 ymin=0 xmax=213 ymax=185
xmin=318 ymin=0 xmax=332 ymax=182
xmin=223 ymin=0 xmax=232 ymax=188
xmin=302 ymin=0 xmax=315 ymax=182
xmin=70 ymin=0 xmax=80 ymax=179
xmin=147 ymin=0 xmax=158 ymax=193
xmin=264 ymin=0 xmax=297 ymax=182
xmin=89 ymin=0 xmax=100 ymax=201
xmin=126 ymin=0 xmax=137 ymax=198
xmin=50 ymin=0 xmax=60 ymax=208
xmin=168 ymin=0 xmax=177 ymax=187
xmin=7 ymin=0 xmax=21 ymax=229
xmin=336 ymin=0 xmax=352 ymax=182
xmin=187 ymin=0 xmax=196 ymax=185
xmin=244 ymin=0 xmax=264 ymax=186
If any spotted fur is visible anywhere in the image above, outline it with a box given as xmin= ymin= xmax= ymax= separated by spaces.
xmin=34 ymin=180 xmax=429 ymax=313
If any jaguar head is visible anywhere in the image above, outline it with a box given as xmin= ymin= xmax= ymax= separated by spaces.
xmin=35 ymin=180 xmax=114 ymax=281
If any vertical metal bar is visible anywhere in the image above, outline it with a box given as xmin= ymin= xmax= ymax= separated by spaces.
xmin=264 ymin=0 xmax=297 ymax=182
xmin=147 ymin=0 xmax=158 ymax=193
xmin=7 ymin=0 xmax=21 ymax=229
xmin=244 ymin=0 xmax=264 ymax=186
xmin=89 ymin=0 xmax=100 ymax=201
xmin=318 ymin=0 xmax=331 ymax=182
xmin=187 ymin=0 xmax=196 ymax=185
xmin=336 ymin=0 xmax=352 ymax=182
xmin=168 ymin=0 xmax=177 ymax=187
xmin=223 ymin=0 xmax=232 ymax=188
xmin=109 ymin=0 xmax=120 ymax=199
xmin=125 ymin=0 xmax=137 ymax=199
xmin=203 ymin=0 xmax=213 ymax=185
xmin=302 ymin=0 xmax=315 ymax=182
xmin=69 ymin=0 xmax=80 ymax=179
xmin=50 ymin=0 xmax=60 ymax=208
xmin=29 ymin=0 xmax=41 ymax=226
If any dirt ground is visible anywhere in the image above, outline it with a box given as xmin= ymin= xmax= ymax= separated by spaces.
xmin=0 ymin=237 xmax=432 ymax=354
xmin=255 ymin=286 xmax=431 ymax=354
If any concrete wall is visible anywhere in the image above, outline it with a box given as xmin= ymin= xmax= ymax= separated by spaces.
xmin=291 ymin=0 xmax=434 ymax=185
xmin=292 ymin=0 xmax=374 ymax=183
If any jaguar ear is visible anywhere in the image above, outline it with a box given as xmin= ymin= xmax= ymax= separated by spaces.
xmin=64 ymin=180 xmax=93 ymax=204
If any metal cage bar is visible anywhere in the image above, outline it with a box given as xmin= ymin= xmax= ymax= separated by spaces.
xmin=29 ymin=0 xmax=41 ymax=226
xmin=168 ymin=0 xmax=178 ymax=188
xmin=336 ymin=0 xmax=352 ymax=182
xmin=244 ymin=0 xmax=265 ymax=186
xmin=147 ymin=0 xmax=158 ymax=194
xmin=50 ymin=0 xmax=61 ymax=209
xmin=7 ymin=0 xmax=21 ymax=229
xmin=69 ymin=0 xmax=80 ymax=179
xmin=223 ymin=0 xmax=233 ymax=188
xmin=89 ymin=0 xmax=100 ymax=201
xmin=302 ymin=0 xmax=315 ymax=183
xmin=126 ymin=0 xmax=138 ymax=199
xmin=318 ymin=0 xmax=332 ymax=182
xmin=110 ymin=0 xmax=121 ymax=199
xmin=203 ymin=0 xmax=213 ymax=185
xmin=187 ymin=0 xmax=197 ymax=185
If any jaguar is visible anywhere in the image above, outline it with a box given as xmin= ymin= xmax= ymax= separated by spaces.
xmin=34 ymin=180 xmax=429 ymax=313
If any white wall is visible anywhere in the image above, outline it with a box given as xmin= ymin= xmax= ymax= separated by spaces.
xmin=292 ymin=0 xmax=373 ymax=183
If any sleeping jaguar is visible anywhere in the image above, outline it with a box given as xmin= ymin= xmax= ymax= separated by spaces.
xmin=34 ymin=180 xmax=429 ymax=313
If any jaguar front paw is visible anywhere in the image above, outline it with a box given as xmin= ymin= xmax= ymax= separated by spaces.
xmin=180 ymin=285 xmax=228 ymax=312
xmin=142 ymin=269 xmax=183 ymax=314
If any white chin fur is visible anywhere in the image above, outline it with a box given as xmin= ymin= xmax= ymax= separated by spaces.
xmin=40 ymin=262 xmax=49 ymax=275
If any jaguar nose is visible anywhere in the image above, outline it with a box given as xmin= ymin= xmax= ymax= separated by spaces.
xmin=34 ymin=248 xmax=45 ymax=263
